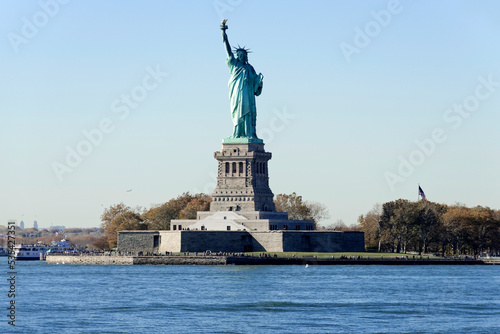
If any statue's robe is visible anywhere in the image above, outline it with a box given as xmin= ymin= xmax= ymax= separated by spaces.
xmin=226 ymin=54 xmax=262 ymax=138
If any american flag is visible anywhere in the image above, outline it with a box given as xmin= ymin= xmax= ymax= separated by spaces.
xmin=419 ymin=185 xmax=427 ymax=200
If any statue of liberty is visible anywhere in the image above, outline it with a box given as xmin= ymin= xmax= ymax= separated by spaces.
xmin=221 ymin=20 xmax=264 ymax=142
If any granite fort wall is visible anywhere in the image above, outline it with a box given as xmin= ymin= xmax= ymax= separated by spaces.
xmin=159 ymin=231 xmax=182 ymax=253
xmin=178 ymin=231 xmax=253 ymax=253
xmin=117 ymin=231 xmax=159 ymax=253
xmin=250 ymin=231 xmax=283 ymax=252
xmin=117 ymin=230 xmax=365 ymax=253
xmin=282 ymin=231 xmax=365 ymax=252
xmin=340 ymin=231 xmax=366 ymax=252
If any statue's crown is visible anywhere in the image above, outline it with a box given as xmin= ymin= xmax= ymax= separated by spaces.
xmin=233 ymin=45 xmax=251 ymax=54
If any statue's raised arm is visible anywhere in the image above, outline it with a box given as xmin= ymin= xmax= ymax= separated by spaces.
xmin=220 ymin=19 xmax=233 ymax=58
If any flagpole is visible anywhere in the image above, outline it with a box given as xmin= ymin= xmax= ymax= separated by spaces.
xmin=418 ymin=183 xmax=420 ymax=201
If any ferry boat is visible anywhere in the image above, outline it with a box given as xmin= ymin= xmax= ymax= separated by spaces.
xmin=0 ymin=247 xmax=9 ymax=256
xmin=13 ymin=239 xmax=76 ymax=260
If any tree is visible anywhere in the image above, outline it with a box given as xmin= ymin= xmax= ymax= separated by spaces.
xmin=143 ymin=204 xmax=177 ymax=230
xmin=70 ymin=234 xmax=102 ymax=249
xmin=442 ymin=205 xmax=473 ymax=255
xmin=364 ymin=200 xmax=499 ymax=256
xmin=378 ymin=199 xmax=422 ymax=253
xmin=492 ymin=210 xmax=500 ymax=254
xmin=358 ymin=204 xmax=382 ymax=250
xmin=305 ymin=201 xmax=331 ymax=226
xmin=274 ymin=193 xmax=311 ymax=220
xmin=179 ymin=195 xmax=212 ymax=219
xmin=331 ymin=219 xmax=349 ymax=231
xmin=437 ymin=205 xmax=500 ymax=255
xmin=392 ymin=200 xmax=419 ymax=253
xmin=101 ymin=203 xmax=132 ymax=228
xmin=92 ymin=236 xmax=110 ymax=250
xmin=274 ymin=192 xmax=330 ymax=228
xmin=143 ymin=193 xmax=210 ymax=230
xmin=415 ymin=201 xmax=445 ymax=255
xmin=100 ymin=203 xmax=145 ymax=248
xmin=468 ymin=206 xmax=498 ymax=255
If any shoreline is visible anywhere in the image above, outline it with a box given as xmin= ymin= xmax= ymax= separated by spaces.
xmin=45 ymin=254 xmax=494 ymax=265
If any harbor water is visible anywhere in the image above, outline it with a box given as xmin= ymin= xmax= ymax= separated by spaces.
xmin=2 ymin=258 xmax=499 ymax=333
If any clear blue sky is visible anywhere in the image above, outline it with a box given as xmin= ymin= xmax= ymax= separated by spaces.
xmin=1 ymin=0 xmax=499 ymax=229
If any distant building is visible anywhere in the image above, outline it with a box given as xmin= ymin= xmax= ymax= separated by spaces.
xmin=33 ymin=220 xmax=38 ymax=230
xmin=19 ymin=220 xmax=25 ymax=230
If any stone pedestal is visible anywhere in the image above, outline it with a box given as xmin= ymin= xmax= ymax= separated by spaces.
xmin=210 ymin=142 xmax=276 ymax=212
xmin=170 ymin=139 xmax=314 ymax=233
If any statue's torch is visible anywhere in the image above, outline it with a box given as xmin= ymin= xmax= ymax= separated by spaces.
xmin=220 ymin=19 xmax=228 ymax=31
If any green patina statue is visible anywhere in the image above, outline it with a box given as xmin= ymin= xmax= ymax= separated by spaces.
xmin=221 ymin=20 xmax=264 ymax=143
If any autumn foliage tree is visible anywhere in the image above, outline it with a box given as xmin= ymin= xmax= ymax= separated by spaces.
xmin=92 ymin=236 xmax=110 ymax=250
xmin=100 ymin=203 xmax=145 ymax=249
xmin=441 ymin=205 xmax=499 ymax=255
xmin=143 ymin=193 xmax=211 ymax=230
xmin=274 ymin=193 xmax=311 ymax=220
xmin=142 ymin=203 xmax=177 ymax=231
xmin=70 ymin=234 xmax=103 ymax=249
xmin=274 ymin=192 xmax=330 ymax=228
xmin=360 ymin=199 xmax=500 ymax=256
xmin=100 ymin=193 xmax=212 ymax=248
xmin=358 ymin=204 xmax=382 ymax=250
xmin=321 ymin=219 xmax=358 ymax=232
xmin=178 ymin=195 xmax=211 ymax=219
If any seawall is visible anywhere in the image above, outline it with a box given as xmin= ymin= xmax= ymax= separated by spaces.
xmin=46 ymin=255 xmax=489 ymax=265
xmin=46 ymin=255 xmax=134 ymax=265
xmin=46 ymin=255 xmax=226 ymax=265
